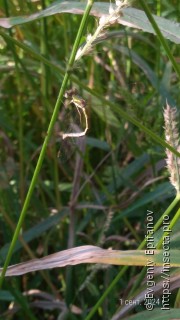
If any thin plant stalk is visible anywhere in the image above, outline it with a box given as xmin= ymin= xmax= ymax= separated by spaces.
xmin=3 ymin=0 xmax=25 ymax=202
xmin=128 ymin=102 xmax=180 ymax=296
xmin=128 ymin=194 xmax=180 ymax=295
xmin=40 ymin=0 xmax=51 ymax=120
xmin=139 ymin=0 xmax=180 ymax=80
xmin=53 ymin=145 xmax=61 ymax=210
xmin=85 ymin=194 xmax=180 ymax=319
xmin=0 ymin=0 xmax=95 ymax=288
xmin=1 ymin=206 xmax=59 ymax=297
xmin=0 ymin=30 xmax=180 ymax=159
xmin=2 ymin=2 xmax=36 ymax=90
xmin=157 ymin=207 xmax=180 ymax=249
xmin=139 ymin=194 xmax=180 ymax=250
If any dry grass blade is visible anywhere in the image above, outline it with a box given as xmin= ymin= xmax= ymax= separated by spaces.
xmin=1 ymin=246 xmax=180 ymax=276
xmin=3 ymin=289 xmax=82 ymax=317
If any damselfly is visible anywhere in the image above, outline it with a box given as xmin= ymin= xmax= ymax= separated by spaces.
xmin=57 ymin=90 xmax=88 ymax=160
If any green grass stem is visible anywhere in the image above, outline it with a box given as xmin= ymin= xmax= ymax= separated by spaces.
xmin=139 ymin=0 xmax=180 ymax=80
xmin=0 ymin=30 xmax=180 ymax=159
xmin=0 ymin=0 xmax=95 ymax=288
xmin=85 ymin=195 xmax=180 ymax=319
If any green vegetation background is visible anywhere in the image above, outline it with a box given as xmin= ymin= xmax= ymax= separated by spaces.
xmin=0 ymin=0 xmax=180 ymax=319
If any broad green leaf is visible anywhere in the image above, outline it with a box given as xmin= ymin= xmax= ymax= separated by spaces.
xmin=0 ymin=290 xmax=14 ymax=301
xmin=0 ymin=3 xmax=179 ymax=44
xmin=86 ymin=137 xmax=110 ymax=151
xmin=111 ymin=45 xmax=174 ymax=104
xmin=114 ymin=182 xmax=174 ymax=220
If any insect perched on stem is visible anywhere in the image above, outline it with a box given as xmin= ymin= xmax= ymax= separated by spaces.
xmin=62 ymin=90 xmax=88 ymax=140
xmin=57 ymin=89 xmax=88 ymax=159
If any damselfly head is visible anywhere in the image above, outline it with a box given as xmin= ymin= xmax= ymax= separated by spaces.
xmin=64 ymin=88 xmax=78 ymax=99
